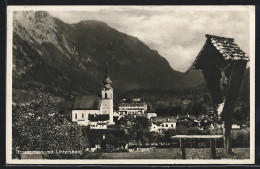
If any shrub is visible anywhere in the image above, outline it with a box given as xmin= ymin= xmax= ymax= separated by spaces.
xmin=186 ymin=148 xmax=211 ymax=159
xmin=171 ymin=152 xmax=182 ymax=159
xmin=216 ymin=148 xmax=249 ymax=159
xmin=231 ymin=131 xmax=249 ymax=148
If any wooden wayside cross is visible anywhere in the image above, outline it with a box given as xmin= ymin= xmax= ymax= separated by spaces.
xmin=193 ymin=34 xmax=249 ymax=154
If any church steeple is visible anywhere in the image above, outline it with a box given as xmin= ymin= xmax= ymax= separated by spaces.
xmin=101 ymin=62 xmax=114 ymax=124
xmin=103 ymin=62 xmax=112 ymax=89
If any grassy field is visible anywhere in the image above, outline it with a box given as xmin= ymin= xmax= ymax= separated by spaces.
xmin=99 ymin=148 xmax=250 ymax=159
xmin=19 ymin=148 xmax=250 ymax=159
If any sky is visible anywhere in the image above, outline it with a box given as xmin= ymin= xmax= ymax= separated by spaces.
xmin=48 ymin=6 xmax=252 ymax=72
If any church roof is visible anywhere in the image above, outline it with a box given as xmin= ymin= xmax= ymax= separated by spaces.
xmin=151 ymin=116 xmax=177 ymax=123
xmin=89 ymin=114 xmax=110 ymax=121
xmin=193 ymin=34 xmax=249 ymax=69
xmin=73 ymin=95 xmax=101 ymax=110
xmin=113 ymin=112 xmax=120 ymax=117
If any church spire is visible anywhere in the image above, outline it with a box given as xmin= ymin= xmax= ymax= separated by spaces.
xmin=103 ymin=62 xmax=112 ymax=89
xmin=105 ymin=62 xmax=109 ymax=78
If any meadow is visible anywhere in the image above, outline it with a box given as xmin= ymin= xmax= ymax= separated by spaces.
xmin=99 ymin=148 xmax=250 ymax=159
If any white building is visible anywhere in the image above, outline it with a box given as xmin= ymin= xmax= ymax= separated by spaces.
xmin=146 ymin=113 xmax=157 ymax=119
xmin=72 ymin=108 xmax=100 ymax=126
xmin=118 ymin=101 xmax=147 ymax=116
xmin=71 ymin=63 xmax=114 ymax=127
xmin=232 ymin=124 xmax=241 ymax=130
xmin=150 ymin=116 xmax=177 ymax=133
xmin=150 ymin=122 xmax=162 ymax=133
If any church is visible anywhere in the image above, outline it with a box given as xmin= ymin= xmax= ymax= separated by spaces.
xmin=71 ymin=63 xmax=114 ymax=128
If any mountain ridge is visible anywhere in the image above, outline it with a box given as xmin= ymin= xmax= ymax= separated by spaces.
xmin=13 ymin=11 xmax=205 ymax=99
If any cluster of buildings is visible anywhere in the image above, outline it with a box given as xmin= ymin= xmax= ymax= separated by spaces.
xmin=71 ymin=64 xmax=149 ymax=129
xmin=71 ymin=64 xmax=177 ymax=132
xmin=71 ymin=64 xmax=242 ymax=133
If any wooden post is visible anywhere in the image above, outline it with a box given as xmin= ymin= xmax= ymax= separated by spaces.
xmin=223 ymin=122 xmax=232 ymax=153
xmin=223 ymin=123 xmax=226 ymax=150
xmin=210 ymin=138 xmax=216 ymax=159
xmin=180 ymin=138 xmax=186 ymax=159
xmin=222 ymin=61 xmax=247 ymax=154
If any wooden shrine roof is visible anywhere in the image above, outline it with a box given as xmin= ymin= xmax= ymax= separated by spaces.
xmin=193 ymin=34 xmax=249 ymax=69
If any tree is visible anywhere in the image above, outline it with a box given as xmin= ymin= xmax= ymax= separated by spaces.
xmin=119 ymin=115 xmax=130 ymax=126
xmin=12 ymin=89 xmax=89 ymax=159
xmin=192 ymin=102 xmax=203 ymax=118
xmin=121 ymin=132 xmax=133 ymax=148
xmin=157 ymin=133 xmax=165 ymax=146
xmin=233 ymin=109 xmax=245 ymax=126
xmin=176 ymin=123 xmax=188 ymax=135
xmin=185 ymin=102 xmax=193 ymax=115
xmin=132 ymin=116 xmax=151 ymax=146
xmin=174 ymin=105 xmax=184 ymax=115
xmin=147 ymin=104 xmax=154 ymax=112
xmin=164 ymin=129 xmax=176 ymax=146
xmin=145 ymin=132 xmax=156 ymax=147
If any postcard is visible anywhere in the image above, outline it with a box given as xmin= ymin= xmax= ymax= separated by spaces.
xmin=6 ymin=5 xmax=255 ymax=164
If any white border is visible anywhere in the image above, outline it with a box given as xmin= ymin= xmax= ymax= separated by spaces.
xmin=6 ymin=5 xmax=255 ymax=165
xmin=6 ymin=5 xmax=254 ymax=11
xmin=249 ymin=6 xmax=255 ymax=163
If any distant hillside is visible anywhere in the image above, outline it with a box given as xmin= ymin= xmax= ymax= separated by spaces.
xmin=13 ymin=11 xmax=248 ymax=102
xmin=181 ymin=66 xmax=205 ymax=87
xmin=13 ymin=11 xmax=190 ymax=100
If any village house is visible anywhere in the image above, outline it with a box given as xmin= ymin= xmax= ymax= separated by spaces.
xmin=231 ymin=124 xmax=241 ymax=130
xmin=150 ymin=116 xmax=177 ymax=133
xmin=146 ymin=113 xmax=157 ymax=120
xmin=118 ymin=100 xmax=148 ymax=116
xmin=88 ymin=114 xmax=110 ymax=129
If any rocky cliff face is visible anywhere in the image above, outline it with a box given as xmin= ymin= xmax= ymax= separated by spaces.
xmin=12 ymin=11 xmax=205 ymax=98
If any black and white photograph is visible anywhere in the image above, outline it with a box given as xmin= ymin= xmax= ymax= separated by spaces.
xmin=6 ymin=5 xmax=255 ymax=164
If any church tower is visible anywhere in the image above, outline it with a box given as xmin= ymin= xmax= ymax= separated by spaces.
xmin=101 ymin=63 xmax=114 ymax=124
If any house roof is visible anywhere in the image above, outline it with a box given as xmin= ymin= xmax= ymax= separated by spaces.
xmin=73 ymin=95 xmax=101 ymax=110
xmin=97 ymin=122 xmax=108 ymax=125
xmin=147 ymin=113 xmax=157 ymax=115
xmin=89 ymin=114 xmax=109 ymax=121
xmin=119 ymin=102 xmax=147 ymax=107
xmin=193 ymin=34 xmax=249 ymax=69
xmin=151 ymin=116 xmax=177 ymax=123
xmin=152 ymin=121 xmax=161 ymax=126
xmin=177 ymin=115 xmax=195 ymax=122
xmin=178 ymin=115 xmax=196 ymax=120
xmin=177 ymin=115 xmax=196 ymax=119
xmin=113 ymin=112 xmax=120 ymax=117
